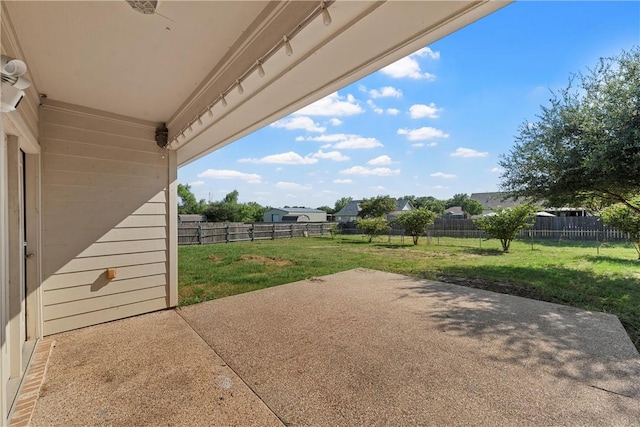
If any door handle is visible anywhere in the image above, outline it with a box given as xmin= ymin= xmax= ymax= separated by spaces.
xmin=25 ymin=253 xmax=35 ymax=259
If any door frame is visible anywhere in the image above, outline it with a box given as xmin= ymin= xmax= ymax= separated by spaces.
xmin=1 ymin=115 xmax=42 ymax=420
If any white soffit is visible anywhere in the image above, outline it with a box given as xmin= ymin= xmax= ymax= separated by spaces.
xmin=4 ymin=0 xmax=283 ymax=122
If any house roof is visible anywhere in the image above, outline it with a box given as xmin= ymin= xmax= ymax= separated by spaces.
xmin=396 ymin=199 xmax=413 ymax=211
xmin=470 ymin=192 xmax=520 ymax=210
xmin=335 ymin=200 xmax=362 ymax=216
xmin=270 ymin=208 xmax=325 ymax=214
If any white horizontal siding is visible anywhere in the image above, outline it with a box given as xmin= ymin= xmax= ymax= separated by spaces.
xmin=41 ymin=103 xmax=171 ymax=335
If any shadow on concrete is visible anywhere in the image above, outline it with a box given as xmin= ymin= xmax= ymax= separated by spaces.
xmin=398 ymin=276 xmax=640 ymax=402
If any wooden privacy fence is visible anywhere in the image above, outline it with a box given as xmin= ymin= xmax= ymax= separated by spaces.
xmin=341 ymin=216 xmax=632 ymax=242
xmin=178 ymin=222 xmax=332 ymax=245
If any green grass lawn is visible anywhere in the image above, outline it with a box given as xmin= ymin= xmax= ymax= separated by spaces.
xmin=178 ymin=235 xmax=640 ymax=350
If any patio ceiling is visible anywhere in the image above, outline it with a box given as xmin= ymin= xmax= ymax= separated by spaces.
xmin=4 ymin=1 xmax=511 ymax=166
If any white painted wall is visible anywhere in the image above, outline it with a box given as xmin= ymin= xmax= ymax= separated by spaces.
xmin=40 ymin=100 xmax=176 ymax=336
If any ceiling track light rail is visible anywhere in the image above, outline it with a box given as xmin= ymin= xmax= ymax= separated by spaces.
xmin=168 ymin=0 xmax=334 ymax=148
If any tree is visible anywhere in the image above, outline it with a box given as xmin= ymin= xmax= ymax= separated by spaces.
xmin=461 ymin=199 xmax=484 ymax=218
xmin=356 ymin=217 xmax=391 ymax=243
xmin=598 ymin=196 xmax=640 ymax=259
xmin=240 ymin=202 xmax=266 ymax=223
xmin=415 ymin=196 xmax=445 ymax=215
xmin=445 ymin=193 xmax=469 ymax=209
xmin=223 ymin=189 xmax=239 ymax=204
xmin=394 ymin=208 xmax=437 ymax=245
xmin=316 ymin=205 xmax=334 ymax=214
xmin=177 ymin=184 xmax=205 ymax=214
xmin=359 ymin=195 xmax=396 ymax=218
xmin=500 ymin=48 xmax=640 ymax=215
xmin=474 ymin=205 xmax=536 ymax=252
xmin=334 ymin=197 xmax=352 ymax=213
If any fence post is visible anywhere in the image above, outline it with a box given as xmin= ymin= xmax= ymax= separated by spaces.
xmin=198 ymin=224 xmax=202 ymax=245
xmin=225 ymin=224 xmax=229 ymax=243
xmin=251 ymin=223 xmax=254 ymax=242
xmin=290 ymin=224 xmax=293 ymax=239
xmin=272 ymin=223 xmax=276 ymax=240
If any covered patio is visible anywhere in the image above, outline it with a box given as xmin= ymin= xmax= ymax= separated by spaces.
xmin=20 ymin=270 xmax=640 ymax=425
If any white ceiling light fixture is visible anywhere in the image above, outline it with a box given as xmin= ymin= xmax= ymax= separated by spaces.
xmin=283 ymin=35 xmax=293 ymax=57
xmin=125 ymin=0 xmax=159 ymax=15
xmin=321 ymin=1 xmax=332 ymax=26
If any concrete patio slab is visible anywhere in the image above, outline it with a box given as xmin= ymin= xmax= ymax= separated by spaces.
xmin=179 ymin=269 xmax=640 ymax=426
xmin=30 ymin=268 xmax=639 ymax=426
xmin=29 ymin=310 xmax=282 ymax=427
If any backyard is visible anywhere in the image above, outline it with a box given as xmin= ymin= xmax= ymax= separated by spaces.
xmin=178 ymin=235 xmax=640 ymax=351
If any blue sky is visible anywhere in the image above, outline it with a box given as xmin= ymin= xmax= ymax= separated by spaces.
xmin=178 ymin=1 xmax=640 ymax=209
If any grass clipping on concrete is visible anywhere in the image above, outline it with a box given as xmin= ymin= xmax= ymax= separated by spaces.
xmin=179 ymin=235 xmax=640 ymax=351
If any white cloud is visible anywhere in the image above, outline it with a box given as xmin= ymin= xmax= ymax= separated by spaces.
xmin=303 ymin=133 xmax=352 ymax=142
xmin=367 ymin=155 xmax=393 ymax=165
xmin=451 ymin=147 xmax=489 ymax=158
xmin=239 ymin=151 xmax=317 ymax=165
xmin=367 ymin=99 xmax=384 ymax=115
xmin=491 ymin=166 xmax=505 ymax=173
xmin=311 ymin=150 xmax=350 ymax=161
xmin=397 ymin=127 xmax=449 ymax=141
xmin=409 ymin=103 xmax=441 ymax=119
xmin=381 ymin=47 xmax=439 ymax=80
xmin=413 ymin=47 xmax=440 ymax=59
xmin=340 ymin=166 xmax=400 ymax=176
xmin=276 ymin=182 xmax=312 ymax=190
xmin=369 ymin=86 xmax=402 ymax=99
xmin=371 ymin=185 xmax=386 ymax=191
xmin=333 ymin=179 xmax=353 ymax=184
xmin=294 ymin=92 xmax=364 ymax=116
xmin=270 ymin=116 xmax=326 ymax=133
xmin=333 ymin=137 xmax=383 ymax=149
xmin=411 ymin=143 xmax=424 ymax=148
xmin=386 ymin=108 xmax=400 ymax=116
xmin=198 ymin=169 xmax=262 ymax=184
xmin=430 ymin=172 xmax=456 ymax=179
xmin=357 ymin=84 xmax=368 ymax=93
xmin=329 ymin=118 xmax=342 ymax=126
xmin=188 ymin=180 xmax=205 ymax=187
xmin=301 ymin=133 xmax=383 ymax=149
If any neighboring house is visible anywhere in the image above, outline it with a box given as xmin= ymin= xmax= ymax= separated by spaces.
xmin=178 ymin=214 xmax=207 ymax=224
xmin=335 ymin=199 xmax=413 ymax=223
xmin=470 ymin=192 xmax=520 ymax=215
xmin=264 ymin=208 xmax=327 ymax=223
xmin=470 ymin=192 xmax=592 ymax=217
xmin=335 ymin=200 xmax=362 ymax=223
xmin=386 ymin=199 xmax=414 ymax=222
xmin=443 ymin=206 xmax=466 ymax=219
xmin=0 ymin=1 xmax=508 ymax=421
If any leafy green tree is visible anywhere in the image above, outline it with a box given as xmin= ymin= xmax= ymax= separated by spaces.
xmin=415 ymin=196 xmax=445 ymax=214
xmin=356 ymin=217 xmax=391 ymax=243
xmin=177 ymin=183 xmax=206 ymax=214
xmin=445 ymin=193 xmax=469 ymax=209
xmin=359 ymin=195 xmax=396 ymax=218
xmin=394 ymin=208 xmax=437 ymax=245
xmin=500 ymin=47 xmax=640 ymax=215
xmin=461 ymin=199 xmax=484 ymax=218
xmin=334 ymin=197 xmax=353 ymax=213
xmin=240 ymin=202 xmax=266 ymax=223
xmin=316 ymin=205 xmax=334 ymax=214
xmin=474 ymin=205 xmax=536 ymax=252
xmin=204 ymin=201 xmax=241 ymax=222
xmin=223 ymin=189 xmax=239 ymax=204
xmin=598 ymin=196 xmax=640 ymax=259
